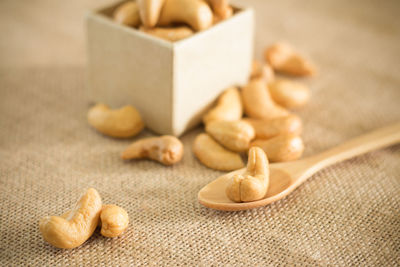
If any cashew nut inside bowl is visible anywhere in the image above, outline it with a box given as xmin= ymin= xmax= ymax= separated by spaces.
xmin=157 ymin=0 xmax=214 ymax=31
xmin=113 ymin=1 xmax=141 ymax=27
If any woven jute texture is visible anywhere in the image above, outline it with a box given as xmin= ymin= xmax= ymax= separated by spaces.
xmin=1 ymin=0 xmax=399 ymax=266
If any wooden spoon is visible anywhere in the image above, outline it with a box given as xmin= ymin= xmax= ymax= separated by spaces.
xmin=198 ymin=123 xmax=400 ymax=211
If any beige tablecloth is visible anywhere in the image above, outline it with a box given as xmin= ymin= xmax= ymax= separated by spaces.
xmin=0 ymin=0 xmax=399 ymax=265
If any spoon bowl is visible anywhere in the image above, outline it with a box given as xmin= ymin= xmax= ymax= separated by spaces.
xmin=198 ymin=123 xmax=400 ymax=211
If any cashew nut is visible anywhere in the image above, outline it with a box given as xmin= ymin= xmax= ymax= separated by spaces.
xmin=250 ymin=60 xmax=275 ymax=83
xmin=139 ymin=26 xmax=194 ymax=41
xmin=113 ymin=1 xmax=141 ymax=27
xmin=158 ymin=0 xmax=213 ymax=31
xmin=205 ymin=120 xmax=255 ymax=152
xmin=121 ymin=135 xmax=184 ymax=165
xmin=250 ymin=134 xmax=304 ymax=162
xmin=39 ymin=188 xmax=102 ymax=249
xmin=137 ymin=0 xmax=165 ymax=27
xmin=61 ymin=205 xmax=129 ymax=238
xmin=241 ymin=78 xmax=289 ymax=120
xmin=226 ymin=147 xmax=269 ymax=202
xmin=207 ymin=0 xmax=229 ymax=17
xmin=193 ymin=133 xmax=245 ymax=171
xmin=213 ymin=5 xmax=233 ymax=23
xmin=87 ymin=103 xmax=144 ymax=138
xmin=243 ymin=114 xmax=302 ymax=139
xmin=264 ymin=42 xmax=316 ymax=76
xmin=203 ymin=87 xmax=243 ymax=125
xmin=100 ymin=205 xmax=129 ymax=238
xmin=269 ymin=79 xmax=310 ymax=109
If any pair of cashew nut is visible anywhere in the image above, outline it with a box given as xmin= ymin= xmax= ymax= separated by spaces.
xmin=39 ymin=188 xmax=129 ymax=249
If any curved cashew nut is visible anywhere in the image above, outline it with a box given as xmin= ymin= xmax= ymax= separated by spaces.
xmin=242 ymin=78 xmax=289 ymax=120
xmin=193 ymin=133 xmax=244 ymax=171
xmin=203 ymin=87 xmax=243 ymax=125
xmin=251 ymin=134 xmax=304 ymax=162
xmin=264 ymin=42 xmax=316 ymax=77
xmin=226 ymin=147 xmax=269 ymax=202
xmin=113 ymin=1 xmax=141 ymax=27
xmin=207 ymin=0 xmax=229 ymax=16
xmin=137 ymin=0 xmax=165 ymax=28
xmin=139 ymin=26 xmax=194 ymax=41
xmin=158 ymin=0 xmax=213 ymax=31
xmin=87 ymin=103 xmax=144 ymax=138
xmin=100 ymin=205 xmax=129 ymax=238
xmin=121 ymin=135 xmax=184 ymax=165
xmin=243 ymin=114 xmax=302 ymax=139
xmin=268 ymin=79 xmax=310 ymax=109
xmin=39 ymin=188 xmax=102 ymax=249
xmin=250 ymin=60 xmax=275 ymax=83
xmin=205 ymin=120 xmax=255 ymax=152
xmin=61 ymin=204 xmax=129 ymax=238
xmin=213 ymin=5 xmax=233 ymax=23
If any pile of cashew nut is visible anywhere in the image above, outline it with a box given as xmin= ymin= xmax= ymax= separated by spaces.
xmin=112 ymin=0 xmax=234 ymax=41
xmin=39 ymin=188 xmax=129 ymax=249
xmin=193 ymin=42 xmax=316 ymax=202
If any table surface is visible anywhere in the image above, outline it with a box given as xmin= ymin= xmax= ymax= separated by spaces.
xmin=1 ymin=0 xmax=399 ymax=266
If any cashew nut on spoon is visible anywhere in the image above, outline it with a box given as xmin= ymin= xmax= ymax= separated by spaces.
xmin=226 ymin=147 xmax=269 ymax=202
xmin=198 ymin=123 xmax=400 ymax=211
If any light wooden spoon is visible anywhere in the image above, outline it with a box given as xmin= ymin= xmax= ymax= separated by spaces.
xmin=198 ymin=123 xmax=400 ymax=211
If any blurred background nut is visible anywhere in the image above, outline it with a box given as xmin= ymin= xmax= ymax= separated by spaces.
xmin=193 ymin=133 xmax=245 ymax=171
xmin=137 ymin=0 xmax=165 ymax=27
xmin=264 ymin=42 xmax=316 ymax=76
xmin=100 ymin=204 xmax=129 ymax=238
xmin=121 ymin=135 xmax=184 ymax=165
xmin=158 ymin=0 xmax=213 ymax=31
xmin=87 ymin=104 xmax=144 ymax=138
xmin=250 ymin=60 xmax=275 ymax=83
xmin=139 ymin=26 xmax=194 ymax=41
xmin=251 ymin=134 xmax=304 ymax=162
xmin=244 ymin=115 xmax=302 ymax=140
xmin=213 ymin=5 xmax=233 ymax=23
xmin=268 ymin=79 xmax=311 ymax=109
xmin=207 ymin=0 xmax=229 ymax=17
xmin=203 ymin=87 xmax=243 ymax=125
xmin=113 ymin=1 xmax=141 ymax=27
xmin=205 ymin=120 xmax=255 ymax=152
xmin=241 ymin=78 xmax=289 ymax=120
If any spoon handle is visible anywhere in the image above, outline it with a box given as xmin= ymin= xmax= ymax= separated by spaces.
xmin=307 ymin=122 xmax=400 ymax=172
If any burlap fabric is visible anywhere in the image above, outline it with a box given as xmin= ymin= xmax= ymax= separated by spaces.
xmin=0 ymin=0 xmax=399 ymax=266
